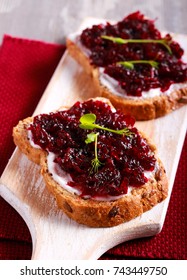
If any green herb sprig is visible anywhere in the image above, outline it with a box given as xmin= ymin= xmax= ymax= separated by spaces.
xmin=79 ymin=113 xmax=134 ymax=173
xmin=117 ymin=60 xmax=159 ymax=70
xmin=101 ymin=35 xmax=172 ymax=54
xmin=79 ymin=113 xmax=133 ymax=136
xmin=85 ymin=132 xmax=103 ymax=173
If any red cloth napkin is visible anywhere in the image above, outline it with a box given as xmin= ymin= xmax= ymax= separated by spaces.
xmin=0 ymin=35 xmax=186 ymax=260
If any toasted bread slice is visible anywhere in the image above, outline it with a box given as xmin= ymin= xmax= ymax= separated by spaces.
xmin=67 ymin=38 xmax=187 ymax=121
xmin=13 ymin=98 xmax=168 ymax=227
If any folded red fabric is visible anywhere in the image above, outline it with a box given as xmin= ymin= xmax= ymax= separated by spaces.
xmin=0 ymin=35 xmax=186 ymax=260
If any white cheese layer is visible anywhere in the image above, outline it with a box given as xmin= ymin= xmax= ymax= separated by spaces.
xmin=98 ymin=67 xmax=187 ymax=100
xmin=27 ymin=130 xmax=41 ymax=149
xmin=47 ymin=152 xmax=81 ymax=195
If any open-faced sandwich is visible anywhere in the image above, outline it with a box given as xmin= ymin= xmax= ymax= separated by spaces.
xmin=13 ymin=98 xmax=168 ymax=227
xmin=67 ymin=11 xmax=187 ymax=120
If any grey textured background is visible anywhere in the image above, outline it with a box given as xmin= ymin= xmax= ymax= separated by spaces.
xmin=0 ymin=0 xmax=187 ymax=44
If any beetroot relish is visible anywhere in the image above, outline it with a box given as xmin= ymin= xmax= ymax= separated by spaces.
xmin=80 ymin=11 xmax=187 ymax=97
xmin=28 ymin=100 xmax=156 ymax=198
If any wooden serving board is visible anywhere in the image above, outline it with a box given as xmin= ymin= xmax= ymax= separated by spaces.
xmin=0 ymin=19 xmax=187 ymax=260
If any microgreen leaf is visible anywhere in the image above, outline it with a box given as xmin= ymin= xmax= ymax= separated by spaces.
xmin=85 ymin=132 xmax=97 ymax=144
xmin=79 ymin=113 xmax=96 ymax=130
xmin=101 ymin=35 xmax=172 ymax=54
xmin=80 ymin=113 xmax=96 ymax=124
xmin=79 ymin=113 xmax=133 ymax=137
xmin=117 ymin=60 xmax=159 ymax=69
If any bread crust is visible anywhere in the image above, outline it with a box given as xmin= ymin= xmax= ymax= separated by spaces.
xmin=13 ymin=117 xmax=45 ymax=164
xmin=66 ymin=38 xmax=187 ymax=121
xmin=12 ymin=99 xmax=168 ymax=227
xmin=41 ymin=155 xmax=167 ymax=227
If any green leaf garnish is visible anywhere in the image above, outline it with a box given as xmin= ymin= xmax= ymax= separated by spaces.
xmin=79 ymin=113 xmax=96 ymax=130
xmin=101 ymin=35 xmax=172 ymax=54
xmin=117 ymin=60 xmax=159 ymax=69
xmin=85 ymin=132 xmax=97 ymax=144
xmin=85 ymin=132 xmax=103 ymax=173
xmin=79 ymin=113 xmax=133 ymax=136
xmin=80 ymin=114 xmax=134 ymax=173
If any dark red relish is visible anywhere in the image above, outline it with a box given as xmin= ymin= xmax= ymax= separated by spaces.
xmin=80 ymin=11 xmax=187 ymax=97
xmin=28 ymin=100 xmax=156 ymax=199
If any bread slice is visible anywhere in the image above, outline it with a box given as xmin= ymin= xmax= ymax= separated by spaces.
xmin=13 ymin=98 xmax=168 ymax=227
xmin=67 ymin=38 xmax=187 ymax=121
